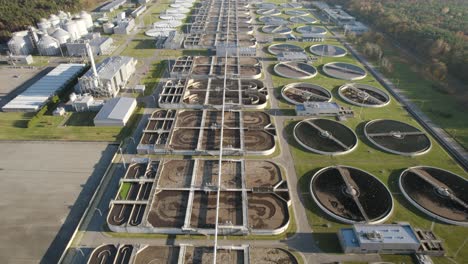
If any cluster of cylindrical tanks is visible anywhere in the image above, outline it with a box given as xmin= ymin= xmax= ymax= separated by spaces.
xmin=7 ymin=10 xmax=94 ymax=56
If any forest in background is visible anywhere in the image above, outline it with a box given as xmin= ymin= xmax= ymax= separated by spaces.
xmin=327 ymin=0 xmax=468 ymax=83
xmin=0 ymin=0 xmax=107 ymax=43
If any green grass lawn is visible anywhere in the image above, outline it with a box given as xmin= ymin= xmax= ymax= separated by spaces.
xmin=0 ymin=112 xmax=121 ymax=141
xmin=0 ymin=106 xmax=143 ymax=141
xmin=363 ymin=42 xmax=468 ymax=149
xmin=265 ymin=14 xmax=468 ymax=263
xmin=118 ymin=182 xmax=131 ymax=199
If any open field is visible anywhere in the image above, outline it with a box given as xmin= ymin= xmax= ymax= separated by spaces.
xmin=356 ymin=39 xmax=468 ymax=149
xmin=0 ymin=105 xmax=143 ymax=141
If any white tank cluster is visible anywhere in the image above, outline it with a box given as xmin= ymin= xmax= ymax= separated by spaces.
xmin=7 ymin=10 xmax=95 ymax=56
xmin=146 ymin=0 xmax=194 ymax=37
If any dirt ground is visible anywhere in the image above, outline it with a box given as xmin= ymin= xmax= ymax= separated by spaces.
xmin=249 ymin=248 xmax=298 ymax=264
xmin=190 ymin=191 xmax=243 ymax=228
xmin=134 ymin=246 xmax=179 ymax=264
xmin=247 ymin=193 xmax=288 ymax=229
xmin=148 ymin=191 xmax=189 ymax=228
xmin=158 ymin=160 xmax=194 ymax=188
xmin=195 ymin=160 xmax=242 ymax=189
xmin=184 ymin=247 xmax=244 ymax=264
xmin=245 ymin=161 xmax=281 ymax=188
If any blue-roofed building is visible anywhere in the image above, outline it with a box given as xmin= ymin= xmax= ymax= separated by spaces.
xmin=338 ymin=223 xmax=421 ymax=254
xmin=2 ymin=64 xmax=85 ymax=112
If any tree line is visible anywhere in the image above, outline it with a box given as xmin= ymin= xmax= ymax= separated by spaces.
xmin=326 ymin=0 xmax=468 ymax=83
xmin=0 ymin=0 xmax=108 ymax=43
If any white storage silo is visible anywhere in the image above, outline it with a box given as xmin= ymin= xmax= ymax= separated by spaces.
xmin=37 ymin=18 xmax=52 ymax=33
xmin=49 ymin=14 xmax=61 ymax=28
xmin=63 ymin=20 xmax=80 ymax=41
xmin=8 ymin=32 xmax=33 ymax=55
xmin=51 ymin=28 xmax=71 ymax=45
xmin=58 ymin=11 xmax=69 ymax=20
xmin=37 ymin=35 xmax=61 ymax=56
xmin=80 ymin=11 xmax=94 ymax=29
xmin=103 ymin=22 xmax=115 ymax=34
xmin=75 ymin=18 xmax=88 ymax=36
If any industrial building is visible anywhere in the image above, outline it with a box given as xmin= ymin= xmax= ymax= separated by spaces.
xmin=93 ymin=97 xmax=137 ymax=126
xmin=77 ymin=55 xmax=137 ymax=97
xmin=7 ymin=10 xmax=94 ymax=56
xmin=277 ymin=52 xmax=309 ymax=62
xmin=313 ymin=1 xmax=369 ymax=34
xmin=114 ymin=18 xmax=135 ymax=35
xmin=338 ymin=223 xmax=445 ymax=255
xmin=70 ymin=93 xmax=104 ymax=112
xmin=216 ymin=44 xmax=257 ymax=57
xmin=344 ymin=22 xmax=369 ymax=34
xmin=2 ymin=64 xmax=85 ymax=112
xmin=5 ymin=54 xmax=34 ymax=65
xmin=339 ymin=223 xmax=420 ymax=254
xmin=100 ymin=0 xmax=127 ymax=12
xmin=295 ymin=101 xmax=353 ymax=117
xmin=66 ymin=35 xmax=113 ymax=56
xmin=131 ymin=5 xmax=147 ymax=18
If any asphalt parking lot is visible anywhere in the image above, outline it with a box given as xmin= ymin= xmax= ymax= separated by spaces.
xmin=0 ymin=141 xmax=117 ymax=264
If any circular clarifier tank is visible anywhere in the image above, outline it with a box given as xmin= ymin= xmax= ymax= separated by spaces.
xmin=364 ymin=119 xmax=431 ymax=156
xmin=296 ymin=25 xmax=327 ymax=35
xmin=338 ymin=83 xmax=390 ymax=107
xmin=399 ymin=166 xmax=468 ymax=226
xmin=274 ymin=62 xmax=317 ymax=79
xmin=322 ymin=62 xmax=367 ymax=80
xmin=281 ymin=83 xmax=332 ymax=105
xmin=256 ymin=9 xmax=282 ymax=16
xmin=268 ymin=43 xmax=304 ymax=55
xmin=309 ymin=44 xmax=347 ymax=57
xmin=280 ymin=3 xmax=303 ymax=8
xmin=153 ymin=20 xmax=183 ymax=28
xmin=310 ymin=165 xmax=393 ymax=224
xmin=262 ymin=25 xmax=292 ymax=34
xmin=290 ymin=16 xmax=317 ymax=24
xmin=259 ymin=16 xmax=288 ymax=25
xmin=256 ymin=3 xmax=277 ymax=9
xmin=160 ymin=14 xmax=186 ymax=20
xmin=294 ymin=118 xmax=358 ymax=155
xmin=284 ymin=10 xmax=309 ymax=16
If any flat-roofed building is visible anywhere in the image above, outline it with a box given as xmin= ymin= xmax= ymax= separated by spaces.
xmin=114 ymin=18 xmax=135 ymax=35
xmin=338 ymin=223 xmax=421 ymax=254
xmin=2 ymin=64 xmax=85 ymax=112
xmin=101 ymin=0 xmax=126 ymax=12
xmin=93 ymin=97 xmax=136 ymax=126
xmin=66 ymin=36 xmax=113 ymax=56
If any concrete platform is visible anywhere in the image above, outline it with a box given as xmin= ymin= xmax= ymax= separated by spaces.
xmin=0 ymin=141 xmax=117 ymax=264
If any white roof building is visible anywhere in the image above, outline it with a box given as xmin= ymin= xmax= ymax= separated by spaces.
xmin=338 ymin=223 xmax=421 ymax=254
xmin=94 ymin=97 xmax=137 ymax=126
xmin=2 ymin=64 xmax=85 ymax=112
